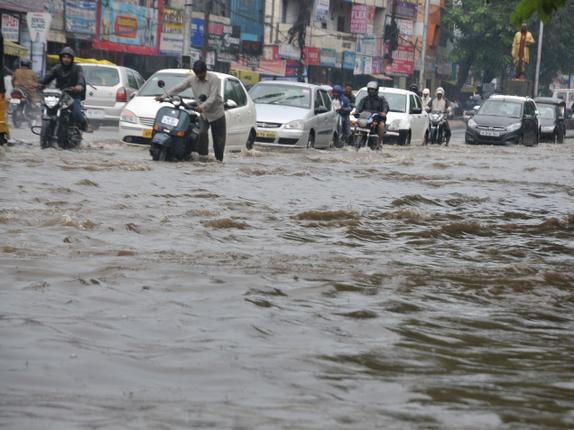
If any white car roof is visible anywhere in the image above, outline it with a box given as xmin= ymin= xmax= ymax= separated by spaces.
xmin=489 ymin=94 xmax=532 ymax=102
xmin=150 ymin=68 xmax=235 ymax=81
xmin=253 ymin=81 xmax=324 ymax=90
xmin=357 ymin=86 xmax=418 ymax=96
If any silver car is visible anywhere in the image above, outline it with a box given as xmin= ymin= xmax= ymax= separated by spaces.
xmin=81 ymin=64 xmax=144 ymax=124
xmin=249 ymin=81 xmax=337 ymax=149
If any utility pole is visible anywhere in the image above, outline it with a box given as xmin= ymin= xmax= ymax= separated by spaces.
xmin=202 ymin=0 xmax=213 ymax=64
xmin=182 ymin=0 xmax=194 ymax=68
xmin=419 ymin=0 xmax=430 ymax=88
xmin=534 ymin=21 xmax=544 ymax=97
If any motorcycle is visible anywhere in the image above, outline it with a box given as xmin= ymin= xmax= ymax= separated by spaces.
xmin=351 ymin=111 xmax=384 ymax=150
xmin=31 ymin=88 xmax=82 ymax=149
xmin=428 ymin=109 xmax=447 ymax=145
xmin=9 ymin=87 xmax=40 ymax=128
xmin=150 ymin=80 xmax=201 ymax=161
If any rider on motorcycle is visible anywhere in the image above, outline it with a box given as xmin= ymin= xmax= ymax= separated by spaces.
xmin=41 ymin=47 xmax=91 ymax=133
xmin=12 ymin=59 xmax=39 ymax=103
xmin=332 ymin=85 xmax=352 ymax=143
xmin=355 ymin=81 xmax=389 ymax=140
xmin=421 ymin=88 xmax=431 ymax=107
xmin=426 ymin=87 xmax=452 ymax=146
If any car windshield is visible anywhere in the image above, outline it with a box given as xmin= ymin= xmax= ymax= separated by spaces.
xmin=479 ymin=100 xmax=522 ymax=118
xmin=83 ymin=66 xmax=120 ymax=86
xmin=538 ymin=105 xmax=556 ymax=119
xmin=355 ymin=89 xmax=407 ymax=113
xmin=249 ymin=84 xmax=311 ymax=109
xmin=138 ymin=73 xmax=195 ymax=98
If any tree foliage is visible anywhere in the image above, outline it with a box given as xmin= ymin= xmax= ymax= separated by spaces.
xmin=509 ymin=0 xmax=567 ymax=24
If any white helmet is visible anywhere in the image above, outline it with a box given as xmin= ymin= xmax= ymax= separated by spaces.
xmin=367 ymin=81 xmax=379 ymax=90
xmin=422 ymin=88 xmax=430 ymax=96
xmin=436 ymin=87 xmax=445 ymax=96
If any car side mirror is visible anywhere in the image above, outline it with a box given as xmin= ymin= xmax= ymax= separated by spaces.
xmin=411 ymin=107 xmax=422 ymax=114
xmin=314 ymin=106 xmax=328 ymax=115
xmin=157 ymin=80 xmax=165 ymax=88
xmin=225 ymin=99 xmax=238 ymax=110
xmin=129 ymin=92 xmax=137 ymax=100
xmin=473 ymin=106 xmax=480 ymax=112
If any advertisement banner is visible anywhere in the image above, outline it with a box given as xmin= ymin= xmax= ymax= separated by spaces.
xmin=342 ymin=51 xmax=356 ymax=70
xmin=350 ymin=4 xmax=368 ymax=34
xmin=259 ymin=59 xmax=287 ymax=76
xmin=397 ymin=18 xmax=414 ymax=37
xmin=384 ymin=43 xmax=415 ymax=76
xmin=278 ymin=42 xmax=300 ymax=60
xmin=304 ymin=47 xmax=320 ymax=65
xmin=320 ymin=48 xmax=337 ymax=67
xmin=366 ymin=6 xmax=376 ymax=36
xmin=389 ymin=0 xmax=418 ymax=20
xmin=94 ymin=0 xmax=162 ymax=55
xmin=191 ymin=18 xmax=204 ymax=47
xmin=2 ymin=13 xmax=20 ymax=42
xmin=27 ymin=12 xmax=51 ymax=43
xmin=65 ymin=0 xmax=96 ymax=36
xmin=356 ymin=36 xmax=377 ymax=56
xmin=313 ymin=0 xmax=330 ymax=25
xmin=160 ymin=8 xmax=183 ymax=55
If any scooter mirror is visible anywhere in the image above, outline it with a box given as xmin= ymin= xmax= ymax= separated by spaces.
xmin=157 ymin=80 xmax=165 ymax=88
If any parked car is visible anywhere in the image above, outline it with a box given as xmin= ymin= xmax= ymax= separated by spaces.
xmin=551 ymin=88 xmax=574 ymax=129
xmin=81 ymin=63 xmax=144 ymax=124
xmin=465 ymin=95 xmax=539 ymax=145
xmin=119 ymin=69 xmax=257 ymax=149
xmin=249 ymin=81 xmax=336 ymax=149
xmin=353 ymin=87 xmax=428 ymax=145
xmin=535 ymin=97 xmax=566 ymax=143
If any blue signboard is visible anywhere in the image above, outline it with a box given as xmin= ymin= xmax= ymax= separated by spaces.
xmin=343 ymin=51 xmax=356 ymax=70
xmin=191 ymin=18 xmax=204 ymax=47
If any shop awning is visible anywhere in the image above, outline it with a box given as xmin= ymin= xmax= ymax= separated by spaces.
xmin=47 ymin=54 xmax=116 ymax=65
xmin=4 ymin=40 xmax=29 ymax=58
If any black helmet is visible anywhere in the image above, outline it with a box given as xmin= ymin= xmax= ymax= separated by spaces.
xmin=59 ymin=47 xmax=75 ymax=61
xmin=409 ymin=82 xmax=419 ymax=92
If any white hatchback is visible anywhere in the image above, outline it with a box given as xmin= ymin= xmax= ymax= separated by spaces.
xmin=119 ymin=69 xmax=257 ymax=149
xmin=353 ymin=87 xmax=429 ymax=145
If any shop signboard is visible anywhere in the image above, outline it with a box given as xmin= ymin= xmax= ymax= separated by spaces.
xmin=65 ymin=1 xmax=97 ymax=36
xmin=384 ymin=43 xmax=415 ymax=76
xmin=94 ymin=0 xmax=162 ymax=55
xmin=342 ymin=51 xmax=355 ymax=70
xmin=26 ymin=12 xmax=51 ymax=43
xmin=350 ymin=4 xmax=368 ymax=34
xmin=320 ymin=48 xmax=337 ymax=67
xmin=278 ymin=42 xmax=300 ymax=60
xmin=304 ymin=47 xmax=320 ymax=66
xmin=313 ymin=0 xmax=330 ymax=25
xmin=160 ymin=8 xmax=183 ymax=55
xmin=388 ymin=0 xmax=418 ymax=20
xmin=2 ymin=13 xmax=20 ymax=42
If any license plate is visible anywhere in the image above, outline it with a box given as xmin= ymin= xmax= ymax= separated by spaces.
xmin=256 ymin=130 xmax=277 ymax=139
xmin=479 ymin=130 xmax=500 ymax=137
xmin=143 ymin=129 xmax=153 ymax=138
xmin=86 ymin=109 xmax=105 ymax=119
xmin=161 ymin=115 xmax=179 ymax=126
xmin=9 ymin=99 xmax=20 ymax=104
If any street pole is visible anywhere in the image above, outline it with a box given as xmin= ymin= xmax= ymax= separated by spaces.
xmin=202 ymin=0 xmax=213 ymax=64
xmin=534 ymin=21 xmax=544 ymax=97
xmin=419 ymin=0 xmax=430 ymax=88
xmin=182 ymin=0 xmax=193 ymax=68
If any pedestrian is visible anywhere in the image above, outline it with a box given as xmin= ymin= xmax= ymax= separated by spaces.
xmin=41 ymin=47 xmax=92 ymax=133
xmin=344 ymin=82 xmax=355 ymax=106
xmin=160 ymin=60 xmax=226 ymax=162
xmin=332 ymin=85 xmax=352 ymax=143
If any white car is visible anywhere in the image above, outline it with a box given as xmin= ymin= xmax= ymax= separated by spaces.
xmin=119 ymin=69 xmax=257 ymax=149
xmin=353 ymin=87 xmax=429 ymax=145
xmin=249 ymin=81 xmax=337 ymax=149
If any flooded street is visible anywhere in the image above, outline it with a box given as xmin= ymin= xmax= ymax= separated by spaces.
xmin=1 ymin=127 xmax=573 ymax=429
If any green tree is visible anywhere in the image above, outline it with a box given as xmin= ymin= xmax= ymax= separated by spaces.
xmin=510 ymin=0 xmax=567 ymax=24
xmin=443 ymin=0 xmax=519 ymax=91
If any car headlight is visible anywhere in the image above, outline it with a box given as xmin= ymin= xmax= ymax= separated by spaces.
xmin=506 ymin=122 xmax=522 ymax=132
xmin=44 ymin=96 xmax=59 ymax=109
xmin=387 ymin=119 xmax=402 ymax=131
xmin=541 ymin=125 xmax=555 ymax=133
xmin=284 ymin=119 xmax=305 ymax=130
xmin=120 ymin=109 xmax=138 ymax=124
xmin=467 ymin=118 xmax=477 ymax=129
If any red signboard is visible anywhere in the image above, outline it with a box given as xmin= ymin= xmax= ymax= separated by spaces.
xmin=304 ymin=47 xmax=320 ymax=65
xmin=384 ymin=43 xmax=415 ymax=76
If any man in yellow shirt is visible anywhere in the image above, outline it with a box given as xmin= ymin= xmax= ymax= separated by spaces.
xmin=512 ymin=23 xmax=535 ymax=79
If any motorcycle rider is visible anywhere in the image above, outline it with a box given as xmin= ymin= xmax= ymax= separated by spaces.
xmin=332 ymin=85 xmax=352 ymax=143
xmin=409 ymin=82 xmax=420 ymax=97
xmin=426 ymin=87 xmax=452 ymax=146
xmin=12 ymin=59 xmax=39 ymax=103
xmin=355 ymin=81 xmax=389 ymax=140
xmin=421 ymin=88 xmax=431 ymax=107
xmin=41 ymin=47 xmax=91 ymax=133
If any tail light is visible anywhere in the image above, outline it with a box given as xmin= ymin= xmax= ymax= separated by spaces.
xmin=116 ymin=87 xmax=127 ymax=103
xmin=11 ymin=90 xmax=22 ymax=99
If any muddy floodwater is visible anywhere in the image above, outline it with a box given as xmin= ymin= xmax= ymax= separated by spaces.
xmin=1 ymin=130 xmax=573 ymax=429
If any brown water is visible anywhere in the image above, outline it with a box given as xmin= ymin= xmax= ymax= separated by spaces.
xmin=1 ymin=136 xmax=573 ymax=429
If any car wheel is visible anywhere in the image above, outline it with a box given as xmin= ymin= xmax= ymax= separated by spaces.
xmin=306 ymin=131 xmax=315 ymax=149
xmin=517 ymin=134 xmax=524 ymax=145
xmin=246 ymin=129 xmax=255 ymax=150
